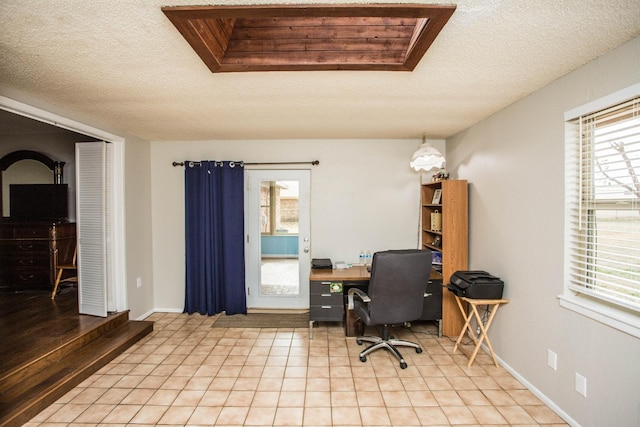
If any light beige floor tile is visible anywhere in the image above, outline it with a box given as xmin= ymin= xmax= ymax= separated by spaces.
xmin=387 ymin=406 xmax=421 ymax=426
xmin=25 ymin=314 xmax=570 ymax=427
xmin=95 ymin=387 xmax=130 ymax=404
xmin=73 ymin=403 xmax=115 ymax=423
xmin=359 ymin=406 xmax=391 ymax=426
xmin=305 ymin=390 xmax=331 ymax=407
xmin=252 ymin=391 xmax=281 ymax=407
xmin=406 ymin=390 xmax=438 ymax=407
xmin=273 ymin=406 xmax=304 ymax=426
xmin=173 ymin=389 xmax=205 ymax=406
xmin=45 ymin=403 xmax=88 ymax=423
xmin=483 ymin=389 xmax=518 ymax=406
xmin=215 ymin=405 xmax=249 ymax=425
xmin=121 ymin=388 xmax=154 ymax=405
xmin=307 ymin=377 xmax=331 ymax=391
xmin=187 ymin=405 xmax=222 ymax=425
xmin=377 ymin=376 xmax=404 ymax=391
xmin=69 ymin=387 xmax=106 ymax=404
xmin=233 ymin=377 xmax=260 ymax=391
xmin=496 ymin=404 xmax=538 ymax=424
xmin=441 ymin=405 xmax=479 ymax=425
xmin=356 ymin=390 xmax=385 ymax=407
xmin=330 ymin=391 xmax=358 ymax=407
xmin=381 ymin=390 xmax=412 ymax=407
xmin=331 ymin=406 xmax=363 ymax=425
xmin=330 ymin=377 xmax=356 ymax=392
xmin=129 ymin=404 xmax=168 ymax=424
xmin=147 ymin=389 xmax=179 ymax=405
xmin=508 ymin=388 xmax=544 ymax=405
xmin=414 ymin=406 xmax=450 ymax=426
xmin=282 ymin=377 xmax=307 ymax=391
xmin=226 ymin=390 xmax=256 ymax=406
xmin=101 ymin=404 xmax=142 ymax=424
xmin=468 ymin=404 xmax=509 ymax=424
xmin=523 ymin=404 xmax=567 ymax=424
xmin=245 ymin=405 xmax=277 ymax=425
xmin=303 ymin=406 xmax=333 ymax=425
xmin=457 ymin=389 xmax=491 ymax=406
xmin=432 ymin=390 xmax=465 ymax=406
xmin=279 ymin=390 xmax=306 ymax=407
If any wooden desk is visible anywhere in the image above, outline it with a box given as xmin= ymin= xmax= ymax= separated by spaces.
xmin=453 ymin=296 xmax=509 ymax=367
xmin=309 ymin=265 xmax=370 ymax=282
xmin=309 ymin=266 xmax=443 ymax=338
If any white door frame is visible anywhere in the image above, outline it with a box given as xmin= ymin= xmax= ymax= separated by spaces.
xmin=244 ymin=169 xmax=311 ymax=310
xmin=0 ymin=96 xmax=128 ymax=313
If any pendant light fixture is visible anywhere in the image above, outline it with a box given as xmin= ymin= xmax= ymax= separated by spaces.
xmin=409 ymin=134 xmax=445 ymax=172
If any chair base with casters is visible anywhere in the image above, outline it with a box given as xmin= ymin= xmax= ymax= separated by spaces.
xmin=356 ymin=324 xmax=422 ymax=369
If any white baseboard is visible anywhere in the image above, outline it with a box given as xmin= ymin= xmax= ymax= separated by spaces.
xmin=494 ymin=350 xmax=580 ymax=427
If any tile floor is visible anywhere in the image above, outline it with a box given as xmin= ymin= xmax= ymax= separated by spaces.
xmin=26 ymin=312 xmax=568 ymax=426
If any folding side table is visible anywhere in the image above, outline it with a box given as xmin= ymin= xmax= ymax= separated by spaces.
xmin=453 ymin=296 xmax=509 ymax=367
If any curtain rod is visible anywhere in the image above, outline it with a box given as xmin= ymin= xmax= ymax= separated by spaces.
xmin=172 ymin=160 xmax=319 ymax=167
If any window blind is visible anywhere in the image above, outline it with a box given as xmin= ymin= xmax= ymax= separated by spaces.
xmin=566 ymin=97 xmax=640 ymax=312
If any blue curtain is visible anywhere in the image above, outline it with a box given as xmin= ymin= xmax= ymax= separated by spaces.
xmin=184 ymin=160 xmax=246 ymax=315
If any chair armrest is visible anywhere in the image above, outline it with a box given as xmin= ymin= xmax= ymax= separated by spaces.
xmin=347 ymin=288 xmax=370 ymax=310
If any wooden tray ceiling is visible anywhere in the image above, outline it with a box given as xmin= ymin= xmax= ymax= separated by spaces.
xmin=162 ymin=4 xmax=456 ymax=73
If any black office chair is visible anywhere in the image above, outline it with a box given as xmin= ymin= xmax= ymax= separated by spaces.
xmin=348 ymin=249 xmax=432 ymax=369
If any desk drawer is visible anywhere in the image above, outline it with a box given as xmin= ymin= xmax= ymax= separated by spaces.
xmin=310 ymin=305 xmax=343 ymax=322
xmin=310 ymin=280 xmax=344 ymax=295
xmin=310 ymin=291 xmax=342 ymax=306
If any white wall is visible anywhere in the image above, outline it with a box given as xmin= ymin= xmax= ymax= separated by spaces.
xmin=123 ymin=137 xmax=155 ymax=320
xmin=446 ymin=36 xmax=640 ymax=427
xmin=149 ymin=138 xmax=436 ymax=311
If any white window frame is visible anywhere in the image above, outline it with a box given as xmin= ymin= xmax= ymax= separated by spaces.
xmin=561 ymin=83 xmax=640 ymax=338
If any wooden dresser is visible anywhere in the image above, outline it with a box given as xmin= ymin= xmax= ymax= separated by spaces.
xmin=0 ymin=221 xmax=76 ymax=291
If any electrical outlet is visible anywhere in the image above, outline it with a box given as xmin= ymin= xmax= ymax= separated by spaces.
xmin=136 ymin=277 xmax=142 ymax=288
xmin=575 ymin=373 xmax=587 ymax=397
xmin=547 ymin=350 xmax=557 ymax=371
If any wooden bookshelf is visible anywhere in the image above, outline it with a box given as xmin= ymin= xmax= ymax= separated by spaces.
xmin=421 ymin=179 xmax=468 ymax=337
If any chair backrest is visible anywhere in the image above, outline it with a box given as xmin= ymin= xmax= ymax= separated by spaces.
xmin=366 ymin=249 xmax=432 ymax=325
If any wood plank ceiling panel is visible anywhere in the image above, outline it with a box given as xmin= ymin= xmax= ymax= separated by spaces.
xmin=162 ymin=4 xmax=456 ymax=72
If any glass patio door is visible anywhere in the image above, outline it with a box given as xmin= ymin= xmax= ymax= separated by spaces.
xmin=245 ymin=169 xmax=310 ymax=309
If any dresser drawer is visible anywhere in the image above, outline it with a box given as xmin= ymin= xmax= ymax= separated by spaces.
xmin=0 ymin=240 xmax=50 ymax=254
xmin=6 ymin=270 xmax=51 ymax=286
xmin=0 ymin=225 xmax=51 ymax=239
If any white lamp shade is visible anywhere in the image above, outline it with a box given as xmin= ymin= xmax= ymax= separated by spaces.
xmin=410 ymin=142 xmax=445 ymax=171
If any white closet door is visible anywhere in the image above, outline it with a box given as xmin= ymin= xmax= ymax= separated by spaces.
xmin=76 ymin=141 xmax=111 ymax=317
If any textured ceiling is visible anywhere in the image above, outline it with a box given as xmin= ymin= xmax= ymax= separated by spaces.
xmin=1 ymin=1 xmax=639 ymax=142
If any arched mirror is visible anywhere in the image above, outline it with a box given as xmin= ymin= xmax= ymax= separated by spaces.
xmin=0 ymin=150 xmax=65 ymax=218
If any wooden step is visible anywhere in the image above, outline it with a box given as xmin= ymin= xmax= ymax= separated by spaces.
xmin=0 ymin=316 xmax=153 ymax=427
xmin=0 ymin=310 xmax=130 ymax=393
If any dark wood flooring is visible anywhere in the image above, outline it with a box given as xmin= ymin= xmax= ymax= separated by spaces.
xmin=0 ymin=286 xmax=153 ymax=426
xmin=1 ymin=287 xmax=106 ymax=375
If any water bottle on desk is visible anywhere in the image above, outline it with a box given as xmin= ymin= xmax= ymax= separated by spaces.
xmin=365 ymin=250 xmax=372 ymax=266
xmin=359 ymin=250 xmax=365 ymax=266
